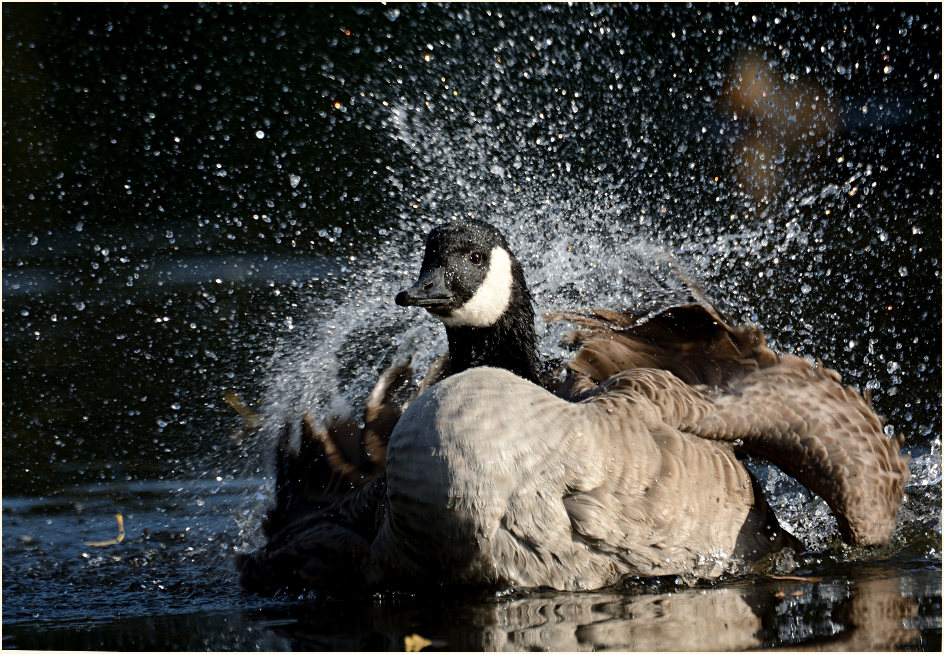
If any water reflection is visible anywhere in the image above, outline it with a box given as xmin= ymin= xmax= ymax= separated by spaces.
xmin=3 ymin=475 xmax=939 ymax=649
xmin=785 ymin=574 xmax=920 ymax=651
xmin=5 ymin=561 xmax=938 ymax=651
xmin=482 ymin=588 xmax=763 ymax=651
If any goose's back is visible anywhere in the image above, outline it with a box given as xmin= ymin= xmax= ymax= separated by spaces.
xmin=371 ymin=367 xmax=787 ymax=589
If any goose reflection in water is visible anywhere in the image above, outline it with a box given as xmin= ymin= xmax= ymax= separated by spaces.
xmin=255 ymin=569 xmax=923 ymax=651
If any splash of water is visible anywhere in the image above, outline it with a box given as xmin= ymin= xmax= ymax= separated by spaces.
xmin=245 ymin=4 xmax=939 ymax=562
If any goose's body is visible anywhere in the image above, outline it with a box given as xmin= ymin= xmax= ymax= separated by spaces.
xmin=371 ymin=366 xmax=790 ymax=588
xmin=238 ymin=220 xmax=910 ymax=594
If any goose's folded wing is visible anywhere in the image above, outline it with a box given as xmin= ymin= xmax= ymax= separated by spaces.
xmin=687 ymin=355 xmax=910 ymax=547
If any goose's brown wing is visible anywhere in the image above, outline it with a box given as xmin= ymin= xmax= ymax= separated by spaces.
xmin=550 ymin=302 xmax=909 ymax=547
xmin=273 ymin=364 xmax=412 ymax=518
xmin=547 ymin=302 xmax=776 ymax=399
xmin=688 ymin=356 xmax=910 ymax=546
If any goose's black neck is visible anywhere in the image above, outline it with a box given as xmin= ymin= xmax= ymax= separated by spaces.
xmin=445 ymin=285 xmax=541 ymax=385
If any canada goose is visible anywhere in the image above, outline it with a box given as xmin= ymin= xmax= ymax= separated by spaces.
xmin=239 ymin=219 xmax=910 ymax=593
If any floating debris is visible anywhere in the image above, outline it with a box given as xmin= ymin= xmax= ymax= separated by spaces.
xmin=404 ymin=633 xmax=433 ymax=651
xmin=83 ymin=514 xmax=125 ymax=547
xmin=225 ymin=390 xmax=262 ymax=440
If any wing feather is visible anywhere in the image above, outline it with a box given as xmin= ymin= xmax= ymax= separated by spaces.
xmin=550 ymin=300 xmax=909 ymax=547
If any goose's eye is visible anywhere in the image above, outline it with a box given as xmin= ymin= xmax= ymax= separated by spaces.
xmin=468 ymin=251 xmax=485 ymax=266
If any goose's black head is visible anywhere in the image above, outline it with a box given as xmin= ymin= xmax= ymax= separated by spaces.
xmin=395 ymin=220 xmax=515 ymax=327
xmin=395 ymin=219 xmax=540 ymax=383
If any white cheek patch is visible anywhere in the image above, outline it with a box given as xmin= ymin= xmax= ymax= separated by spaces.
xmin=440 ymin=247 xmax=512 ymax=328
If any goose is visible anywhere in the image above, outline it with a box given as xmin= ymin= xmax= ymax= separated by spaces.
xmin=238 ymin=219 xmax=910 ymax=593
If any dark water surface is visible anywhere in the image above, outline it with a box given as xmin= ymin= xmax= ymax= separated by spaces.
xmin=2 ymin=476 xmax=941 ymax=650
xmin=3 ymin=3 xmax=941 ymax=650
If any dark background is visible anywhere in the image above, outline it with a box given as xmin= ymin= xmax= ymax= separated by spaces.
xmin=3 ymin=2 xmax=940 ymax=497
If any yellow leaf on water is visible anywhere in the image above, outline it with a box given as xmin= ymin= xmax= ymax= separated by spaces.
xmin=404 ymin=633 xmax=433 ymax=652
xmin=84 ymin=513 xmax=125 ymax=547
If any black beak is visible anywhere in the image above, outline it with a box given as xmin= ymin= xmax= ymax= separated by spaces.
xmin=395 ymin=267 xmax=452 ymax=307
